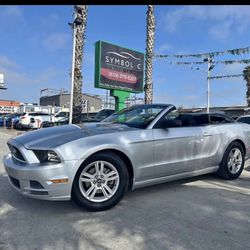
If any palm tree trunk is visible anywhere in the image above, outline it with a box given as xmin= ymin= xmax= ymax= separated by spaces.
xmin=73 ymin=5 xmax=88 ymax=122
xmin=243 ymin=66 xmax=250 ymax=107
xmin=144 ymin=5 xmax=155 ymax=104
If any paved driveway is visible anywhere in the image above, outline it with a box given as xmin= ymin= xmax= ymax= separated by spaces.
xmin=0 ymin=128 xmax=250 ymax=250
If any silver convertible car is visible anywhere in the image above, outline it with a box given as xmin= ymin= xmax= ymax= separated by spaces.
xmin=3 ymin=104 xmax=250 ymax=211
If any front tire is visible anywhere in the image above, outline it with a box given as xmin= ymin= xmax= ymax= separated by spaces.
xmin=216 ymin=141 xmax=245 ymax=180
xmin=72 ymin=152 xmax=129 ymax=212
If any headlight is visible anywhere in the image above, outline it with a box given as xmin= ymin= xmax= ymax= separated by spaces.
xmin=33 ymin=150 xmax=61 ymax=163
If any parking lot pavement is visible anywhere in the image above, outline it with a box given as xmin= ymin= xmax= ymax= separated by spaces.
xmin=0 ymin=129 xmax=250 ymax=250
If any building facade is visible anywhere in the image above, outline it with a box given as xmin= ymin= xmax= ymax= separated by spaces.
xmin=40 ymin=93 xmax=102 ymax=113
xmin=0 ymin=100 xmax=20 ymax=113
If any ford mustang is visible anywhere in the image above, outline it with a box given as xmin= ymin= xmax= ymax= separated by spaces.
xmin=3 ymin=104 xmax=250 ymax=211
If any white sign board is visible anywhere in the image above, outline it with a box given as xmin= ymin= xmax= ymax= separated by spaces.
xmin=0 ymin=74 xmax=4 ymax=88
xmin=0 ymin=74 xmax=4 ymax=84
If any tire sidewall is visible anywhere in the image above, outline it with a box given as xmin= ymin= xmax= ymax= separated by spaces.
xmin=72 ymin=152 xmax=129 ymax=211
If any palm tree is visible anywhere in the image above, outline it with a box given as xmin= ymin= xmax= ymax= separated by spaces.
xmin=72 ymin=5 xmax=88 ymax=123
xmin=144 ymin=5 xmax=155 ymax=104
xmin=243 ymin=66 xmax=250 ymax=107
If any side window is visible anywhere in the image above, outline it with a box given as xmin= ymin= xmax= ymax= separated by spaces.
xmin=154 ymin=110 xmax=182 ymax=128
xmin=165 ymin=110 xmax=179 ymax=120
xmin=210 ymin=114 xmax=233 ymax=124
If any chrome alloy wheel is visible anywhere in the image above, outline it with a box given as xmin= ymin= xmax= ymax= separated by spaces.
xmin=227 ymin=148 xmax=243 ymax=174
xmin=78 ymin=161 xmax=120 ymax=202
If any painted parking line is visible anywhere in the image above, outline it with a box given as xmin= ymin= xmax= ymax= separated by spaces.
xmin=0 ymin=132 xmax=13 ymax=137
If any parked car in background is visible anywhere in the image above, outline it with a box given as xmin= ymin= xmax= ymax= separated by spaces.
xmin=41 ymin=117 xmax=69 ymax=128
xmin=17 ymin=112 xmax=52 ymax=129
xmin=42 ymin=110 xmax=115 ymax=128
xmin=73 ymin=112 xmax=98 ymax=123
xmin=4 ymin=113 xmax=25 ymax=128
xmin=90 ymin=109 xmax=115 ymax=122
xmin=3 ymin=104 xmax=250 ymax=211
xmin=236 ymin=115 xmax=250 ymax=124
xmin=0 ymin=113 xmax=9 ymax=126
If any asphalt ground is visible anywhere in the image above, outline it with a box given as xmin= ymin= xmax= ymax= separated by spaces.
xmin=0 ymin=127 xmax=250 ymax=250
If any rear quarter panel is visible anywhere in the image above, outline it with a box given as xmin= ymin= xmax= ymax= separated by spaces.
xmin=203 ymin=122 xmax=250 ymax=164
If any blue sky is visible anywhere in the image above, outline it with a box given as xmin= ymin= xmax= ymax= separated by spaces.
xmin=1 ymin=5 xmax=250 ymax=108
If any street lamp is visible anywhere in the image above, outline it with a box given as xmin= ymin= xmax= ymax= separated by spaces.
xmin=204 ymin=57 xmax=215 ymax=113
xmin=68 ymin=12 xmax=83 ymax=124
xmin=191 ymin=58 xmax=215 ymax=113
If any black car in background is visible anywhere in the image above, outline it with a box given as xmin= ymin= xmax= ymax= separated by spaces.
xmin=41 ymin=109 xmax=115 ymax=128
xmin=88 ymin=109 xmax=115 ymax=122
xmin=236 ymin=115 xmax=250 ymax=124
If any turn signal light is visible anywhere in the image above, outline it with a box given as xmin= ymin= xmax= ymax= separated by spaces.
xmin=50 ymin=179 xmax=68 ymax=183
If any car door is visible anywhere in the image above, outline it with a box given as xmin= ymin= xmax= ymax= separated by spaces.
xmin=152 ymin=111 xmax=203 ymax=177
xmin=194 ymin=114 xmax=229 ymax=169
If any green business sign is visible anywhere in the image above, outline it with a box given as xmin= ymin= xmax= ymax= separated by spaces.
xmin=95 ymin=41 xmax=144 ymax=93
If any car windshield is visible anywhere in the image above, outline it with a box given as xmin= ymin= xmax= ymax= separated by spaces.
xmin=102 ymin=104 xmax=169 ymax=128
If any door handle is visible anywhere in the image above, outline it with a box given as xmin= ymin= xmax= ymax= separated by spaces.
xmin=203 ymin=132 xmax=212 ymax=137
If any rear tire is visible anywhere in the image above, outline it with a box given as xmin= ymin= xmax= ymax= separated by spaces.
xmin=72 ymin=152 xmax=129 ymax=212
xmin=216 ymin=141 xmax=245 ymax=180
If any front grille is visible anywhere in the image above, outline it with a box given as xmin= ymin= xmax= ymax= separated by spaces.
xmin=9 ymin=176 xmax=20 ymax=189
xmin=7 ymin=143 xmax=26 ymax=163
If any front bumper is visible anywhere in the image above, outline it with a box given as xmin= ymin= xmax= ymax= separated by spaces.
xmin=3 ymin=153 xmax=78 ymax=201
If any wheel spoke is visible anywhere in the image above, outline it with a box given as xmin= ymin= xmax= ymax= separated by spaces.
xmin=86 ymin=184 xmax=95 ymax=197
xmin=106 ymin=171 xmax=117 ymax=178
xmin=231 ymin=164 xmax=237 ymax=174
xmin=106 ymin=174 xmax=119 ymax=182
xmin=233 ymin=150 xmax=240 ymax=159
xmin=80 ymin=177 xmax=92 ymax=182
xmin=95 ymin=162 xmax=100 ymax=175
xmin=90 ymin=187 xmax=98 ymax=199
xmin=100 ymin=162 xmax=104 ymax=175
xmin=103 ymin=184 xmax=113 ymax=196
xmin=101 ymin=185 xmax=109 ymax=198
xmin=229 ymin=151 xmax=234 ymax=160
xmin=82 ymin=172 xmax=94 ymax=179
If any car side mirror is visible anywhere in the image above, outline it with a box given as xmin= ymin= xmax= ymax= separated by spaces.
xmin=160 ymin=119 xmax=182 ymax=128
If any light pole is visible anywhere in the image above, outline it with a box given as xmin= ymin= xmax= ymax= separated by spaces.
xmin=192 ymin=58 xmax=214 ymax=113
xmin=204 ymin=57 xmax=215 ymax=113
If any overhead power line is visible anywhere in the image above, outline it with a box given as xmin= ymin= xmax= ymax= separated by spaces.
xmin=167 ymin=58 xmax=250 ymax=65
xmin=153 ymin=46 xmax=250 ymax=59
xmin=208 ymin=74 xmax=243 ymax=80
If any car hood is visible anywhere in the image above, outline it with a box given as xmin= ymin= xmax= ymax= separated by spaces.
xmin=12 ymin=122 xmax=138 ymax=149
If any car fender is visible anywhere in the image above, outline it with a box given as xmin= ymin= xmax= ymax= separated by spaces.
xmin=73 ymin=143 xmax=133 ymax=173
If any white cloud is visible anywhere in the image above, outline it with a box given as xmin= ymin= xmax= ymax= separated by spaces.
xmin=221 ymin=63 xmax=245 ymax=75
xmin=43 ymin=33 xmax=71 ymax=51
xmin=0 ymin=55 xmax=19 ymax=70
xmin=0 ymin=55 xmax=63 ymax=102
xmin=160 ymin=5 xmax=250 ymax=40
xmin=41 ymin=13 xmax=60 ymax=27
xmin=85 ymin=53 xmax=95 ymax=66
xmin=155 ymin=43 xmax=172 ymax=54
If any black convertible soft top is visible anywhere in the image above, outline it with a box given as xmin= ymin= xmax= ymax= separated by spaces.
xmin=177 ymin=112 xmax=235 ymax=126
